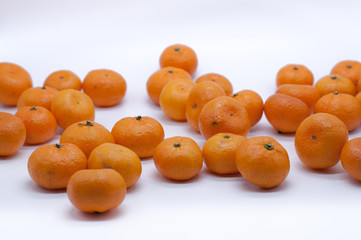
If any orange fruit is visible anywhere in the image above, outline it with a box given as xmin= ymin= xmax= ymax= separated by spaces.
xmin=159 ymin=78 xmax=195 ymax=121
xmin=60 ymin=120 xmax=114 ymax=158
xmin=199 ymin=96 xmax=250 ymax=139
xmin=355 ymin=91 xmax=361 ymax=104
xmin=195 ymin=73 xmax=233 ymax=96
xmin=235 ymin=136 xmax=290 ymax=188
xmin=67 ymin=169 xmax=126 ymax=213
xmin=15 ymin=106 xmax=57 ymax=145
xmin=276 ymin=64 xmax=313 ymax=87
xmin=44 ymin=70 xmax=82 ymax=91
xmin=111 ymin=116 xmax=164 ymax=158
xmin=146 ymin=67 xmax=192 ymax=105
xmin=314 ymin=74 xmax=356 ymax=96
xmin=153 ymin=136 xmax=203 ymax=181
xmin=313 ymin=92 xmax=361 ymax=131
xmin=186 ymin=81 xmax=226 ymax=132
xmin=159 ymin=44 xmax=198 ymax=75
xmin=203 ymin=133 xmax=246 ymax=175
xmin=0 ymin=112 xmax=26 ymax=156
xmin=88 ymin=143 xmax=142 ymax=188
xmin=232 ymin=90 xmax=264 ymax=127
xmin=330 ymin=60 xmax=361 ymax=85
xmin=0 ymin=62 xmax=32 ymax=106
xmin=28 ymin=143 xmax=87 ymax=189
xmin=50 ymin=89 xmax=95 ymax=129
xmin=17 ymin=86 xmax=58 ymax=110
xmin=82 ymin=69 xmax=127 ymax=107
xmin=341 ymin=138 xmax=361 ymax=181
xmin=264 ymin=93 xmax=310 ymax=133
xmin=295 ymin=113 xmax=348 ymax=169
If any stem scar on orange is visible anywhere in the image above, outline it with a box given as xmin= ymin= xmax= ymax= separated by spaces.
xmin=276 ymin=64 xmax=314 ymax=87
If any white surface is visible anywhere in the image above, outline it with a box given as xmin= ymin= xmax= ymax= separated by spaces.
xmin=1 ymin=0 xmax=361 ymax=239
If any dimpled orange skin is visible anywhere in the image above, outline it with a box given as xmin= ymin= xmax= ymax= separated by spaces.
xmin=295 ymin=113 xmax=348 ymax=169
xmin=276 ymin=64 xmax=314 ymax=87
xmin=315 ymin=74 xmax=356 ymax=96
xmin=44 ymin=70 xmax=82 ymax=91
xmin=341 ymin=138 xmax=361 ymax=181
xmin=314 ymin=92 xmax=361 ymax=131
xmin=186 ymin=81 xmax=226 ymax=132
xmin=60 ymin=120 xmax=115 ymax=158
xmin=159 ymin=44 xmax=198 ymax=75
xmin=331 ymin=60 xmax=361 ymax=85
xmin=111 ymin=116 xmax=164 ymax=158
xmin=146 ymin=67 xmax=192 ymax=105
xmin=199 ymin=96 xmax=250 ymax=140
xmin=0 ymin=112 xmax=26 ymax=156
xmin=17 ymin=86 xmax=58 ymax=110
xmin=88 ymin=143 xmax=142 ymax=188
xmin=235 ymin=136 xmax=290 ymax=188
xmin=67 ymin=169 xmax=126 ymax=213
xmin=153 ymin=136 xmax=203 ymax=181
xmin=0 ymin=62 xmax=33 ymax=106
xmin=195 ymin=73 xmax=233 ymax=96
xmin=28 ymin=143 xmax=87 ymax=189
xmin=203 ymin=133 xmax=246 ymax=175
xmin=232 ymin=90 xmax=264 ymax=127
xmin=82 ymin=69 xmax=127 ymax=107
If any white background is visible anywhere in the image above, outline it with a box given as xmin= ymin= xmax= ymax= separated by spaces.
xmin=1 ymin=0 xmax=361 ymax=239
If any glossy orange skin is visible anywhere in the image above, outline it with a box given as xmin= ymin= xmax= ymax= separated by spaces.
xmin=314 ymin=92 xmax=361 ymax=131
xmin=232 ymin=90 xmax=264 ymax=127
xmin=0 ymin=112 xmax=26 ymax=156
xmin=153 ymin=136 xmax=203 ymax=181
xmin=44 ymin=70 xmax=82 ymax=91
xmin=295 ymin=113 xmax=348 ymax=169
xmin=111 ymin=116 xmax=164 ymax=158
xmin=159 ymin=44 xmax=198 ymax=75
xmin=276 ymin=64 xmax=313 ymax=87
xmin=17 ymin=86 xmax=58 ymax=110
xmin=15 ymin=106 xmax=57 ymax=145
xmin=264 ymin=93 xmax=310 ymax=133
xmin=50 ymin=89 xmax=95 ymax=129
xmin=28 ymin=143 xmax=87 ymax=189
xmin=67 ymin=169 xmax=126 ymax=213
xmin=235 ymin=136 xmax=290 ymax=188
xmin=0 ymin=62 xmax=32 ymax=106
xmin=186 ymin=81 xmax=226 ymax=132
xmin=203 ymin=133 xmax=246 ymax=175
xmin=341 ymin=138 xmax=361 ymax=181
xmin=199 ymin=96 xmax=250 ymax=139
xmin=315 ymin=74 xmax=356 ymax=96
xmin=195 ymin=73 xmax=233 ymax=96
xmin=60 ymin=120 xmax=115 ymax=157
xmin=146 ymin=67 xmax=192 ymax=105
xmin=83 ymin=69 xmax=127 ymax=107
xmin=88 ymin=143 xmax=142 ymax=188
xmin=331 ymin=60 xmax=361 ymax=85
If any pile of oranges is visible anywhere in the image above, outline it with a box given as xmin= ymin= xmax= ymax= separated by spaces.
xmin=1 ymin=44 xmax=361 ymax=214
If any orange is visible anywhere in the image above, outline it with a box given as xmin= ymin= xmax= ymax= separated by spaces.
xmin=295 ymin=113 xmax=348 ymax=169
xmin=60 ymin=120 xmax=114 ymax=157
xmin=82 ymin=69 xmax=127 ymax=107
xmin=50 ymin=89 xmax=95 ymax=129
xmin=199 ymin=96 xmax=250 ymax=139
xmin=355 ymin=91 xmax=361 ymax=104
xmin=264 ymin=93 xmax=310 ymax=133
xmin=232 ymin=90 xmax=263 ymax=127
xmin=44 ymin=70 xmax=82 ymax=91
xmin=314 ymin=74 xmax=356 ymax=96
xmin=341 ymin=138 xmax=361 ymax=181
xmin=88 ymin=143 xmax=142 ymax=188
xmin=28 ymin=143 xmax=87 ymax=189
xmin=0 ymin=112 xmax=26 ymax=156
xmin=195 ymin=73 xmax=233 ymax=96
xmin=159 ymin=78 xmax=195 ymax=121
xmin=153 ymin=136 xmax=203 ymax=181
xmin=235 ymin=136 xmax=290 ymax=188
xmin=146 ymin=67 xmax=192 ymax=105
xmin=203 ymin=133 xmax=246 ymax=175
xmin=159 ymin=44 xmax=198 ymax=75
xmin=330 ymin=60 xmax=361 ymax=85
xmin=0 ymin=62 xmax=32 ymax=106
xmin=17 ymin=86 xmax=58 ymax=110
xmin=314 ymin=92 xmax=361 ymax=131
xmin=276 ymin=64 xmax=313 ymax=87
xmin=15 ymin=106 xmax=57 ymax=145
xmin=67 ymin=169 xmax=126 ymax=213
xmin=186 ymin=81 xmax=226 ymax=132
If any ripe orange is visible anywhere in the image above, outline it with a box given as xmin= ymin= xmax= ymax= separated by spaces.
xmin=232 ymin=90 xmax=264 ymax=127
xmin=341 ymin=137 xmax=361 ymax=181
xmin=44 ymin=70 xmax=82 ymax=91
xmin=17 ymin=86 xmax=58 ymax=110
xmin=355 ymin=91 xmax=361 ymax=104
xmin=276 ymin=64 xmax=313 ymax=87
xmin=0 ymin=112 xmax=26 ymax=156
xmin=330 ymin=60 xmax=361 ymax=85
xmin=195 ymin=73 xmax=233 ymax=96
xmin=314 ymin=74 xmax=356 ymax=96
